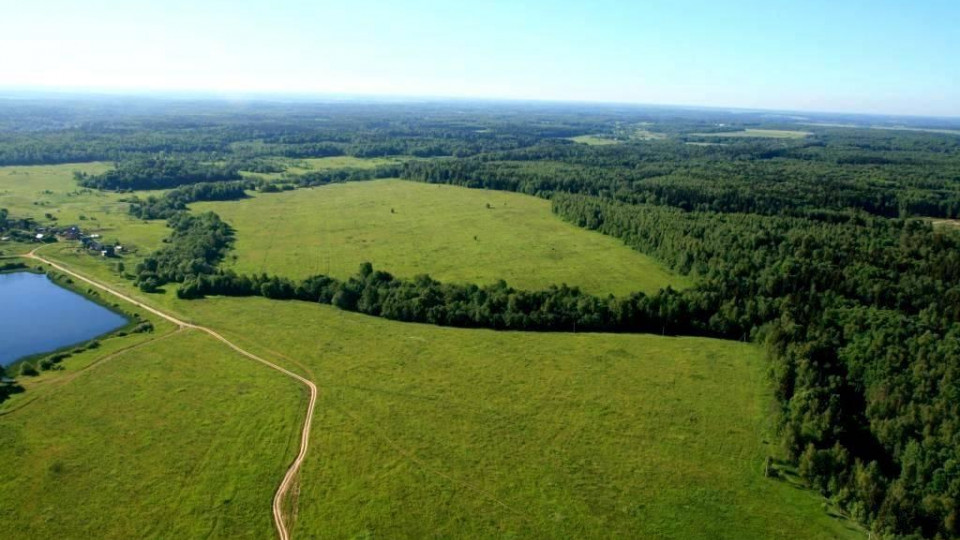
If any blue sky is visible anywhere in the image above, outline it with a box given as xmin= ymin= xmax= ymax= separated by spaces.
xmin=1 ymin=0 xmax=958 ymax=115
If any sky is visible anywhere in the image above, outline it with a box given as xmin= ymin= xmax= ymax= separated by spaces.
xmin=1 ymin=0 xmax=958 ymax=116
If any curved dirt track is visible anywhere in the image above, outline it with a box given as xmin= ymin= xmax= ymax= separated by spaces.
xmin=27 ymin=249 xmax=316 ymax=540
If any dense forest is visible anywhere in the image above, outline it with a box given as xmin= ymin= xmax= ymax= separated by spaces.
xmin=7 ymin=96 xmax=960 ymax=538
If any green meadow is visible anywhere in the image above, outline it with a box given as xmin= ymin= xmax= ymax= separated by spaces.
xmin=194 ymin=179 xmax=689 ymax=296
xmin=0 ymin=163 xmax=169 ymax=254
xmin=569 ymin=135 xmax=621 ymax=145
xmin=175 ymin=297 xmax=864 ymax=539
xmin=0 ymin=329 xmax=305 ymax=539
xmin=0 ymin=161 xmax=863 ymax=539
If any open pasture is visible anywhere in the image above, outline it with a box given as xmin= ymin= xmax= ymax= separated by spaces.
xmin=0 ymin=329 xmax=305 ymax=539
xmin=194 ymin=179 xmax=690 ymax=296
xmin=174 ymin=296 xmax=864 ymax=539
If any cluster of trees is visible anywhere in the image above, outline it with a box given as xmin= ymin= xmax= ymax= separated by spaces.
xmin=0 ymin=261 xmax=28 ymax=272
xmin=291 ymin=164 xmax=402 ymax=187
xmin=74 ymin=156 xmax=242 ymax=190
xmin=133 ymin=212 xmax=233 ymax=292
xmin=552 ymin=194 xmax=960 ymax=537
xmin=177 ymin=262 xmax=699 ymax=334
xmin=0 ymin=364 xmax=24 ymax=404
xmin=124 ymin=164 xmax=402 ymax=220
xmin=128 ymin=181 xmax=251 ymax=219
xmin=0 ymin=208 xmax=35 ymax=233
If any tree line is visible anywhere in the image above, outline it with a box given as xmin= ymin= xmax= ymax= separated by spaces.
xmin=127 ymin=181 xmax=252 ymax=220
xmin=74 ymin=156 xmax=243 ymax=190
xmin=400 ymin=132 xmax=960 ymax=219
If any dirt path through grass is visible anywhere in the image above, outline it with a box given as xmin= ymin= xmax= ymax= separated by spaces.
xmin=27 ymin=247 xmax=317 ymax=540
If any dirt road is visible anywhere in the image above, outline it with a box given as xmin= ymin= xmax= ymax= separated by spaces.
xmin=27 ymin=249 xmax=316 ymax=540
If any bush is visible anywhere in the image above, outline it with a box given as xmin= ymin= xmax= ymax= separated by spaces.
xmin=19 ymin=363 xmax=38 ymax=377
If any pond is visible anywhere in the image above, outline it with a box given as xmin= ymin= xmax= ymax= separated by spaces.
xmin=0 ymin=272 xmax=128 ymax=366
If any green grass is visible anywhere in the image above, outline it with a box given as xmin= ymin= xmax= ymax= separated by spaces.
xmin=26 ymin=237 xmax=863 ymax=539
xmin=172 ymin=296 xmax=864 ymax=539
xmin=240 ymin=156 xmax=408 ymax=182
xmin=0 ymin=329 xmax=305 ymax=539
xmin=569 ymin=135 xmax=621 ymax=145
xmin=0 ymin=163 xmax=170 ymax=255
xmin=290 ymin=156 xmax=406 ymax=171
xmin=194 ymin=179 xmax=690 ymax=296
xmin=690 ymin=129 xmax=811 ymax=139
xmin=3 ymin=163 xmax=863 ymax=538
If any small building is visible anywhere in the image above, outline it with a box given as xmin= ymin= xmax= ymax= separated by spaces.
xmin=59 ymin=226 xmax=81 ymax=240
xmin=35 ymin=233 xmax=44 ymax=240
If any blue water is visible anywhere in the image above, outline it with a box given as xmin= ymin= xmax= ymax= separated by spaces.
xmin=0 ymin=272 xmax=128 ymax=366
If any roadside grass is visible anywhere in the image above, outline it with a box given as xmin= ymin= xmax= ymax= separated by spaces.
xmin=193 ymin=179 xmax=690 ymax=296
xmin=690 ymin=129 xmax=812 ymax=139
xmin=175 ymin=296 xmax=865 ymax=540
xmin=0 ymin=329 xmax=305 ymax=539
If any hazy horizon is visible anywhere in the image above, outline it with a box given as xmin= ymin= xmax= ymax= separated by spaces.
xmin=2 ymin=0 xmax=958 ymax=117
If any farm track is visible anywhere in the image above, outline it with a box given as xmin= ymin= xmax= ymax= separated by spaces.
xmin=26 ymin=248 xmax=317 ymax=540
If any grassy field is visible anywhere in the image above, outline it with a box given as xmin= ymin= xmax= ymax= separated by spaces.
xmin=240 ymin=156 xmax=407 ymax=182
xmin=290 ymin=156 xmax=405 ymax=171
xmin=0 ymin=163 xmax=169 ymax=255
xmin=1 ymin=163 xmax=863 ymax=538
xmin=690 ymin=129 xmax=812 ymax=139
xmin=0 ymin=329 xmax=305 ymax=539
xmin=569 ymin=135 xmax=621 ymax=145
xmin=171 ymin=296 xmax=864 ymax=539
xmin=194 ymin=179 xmax=690 ymax=296
xmin=23 ymin=235 xmax=864 ymax=539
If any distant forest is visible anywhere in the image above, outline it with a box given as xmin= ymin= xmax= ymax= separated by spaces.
xmin=4 ymin=97 xmax=960 ymax=538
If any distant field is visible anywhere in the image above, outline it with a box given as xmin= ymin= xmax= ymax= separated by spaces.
xmin=0 ymin=163 xmax=169 ymax=254
xmin=690 ymin=129 xmax=811 ymax=139
xmin=872 ymin=126 xmax=960 ymax=136
xmin=803 ymin=123 xmax=960 ymax=136
xmin=0 ymin=328 xmax=304 ymax=539
xmin=291 ymin=155 xmax=405 ymax=170
xmin=931 ymin=218 xmax=960 ymax=230
xmin=569 ymin=135 xmax=621 ymax=145
xmin=173 ymin=296 xmax=864 ymax=539
xmin=194 ymin=179 xmax=690 ymax=296
xmin=240 ymin=155 xmax=407 ymax=182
